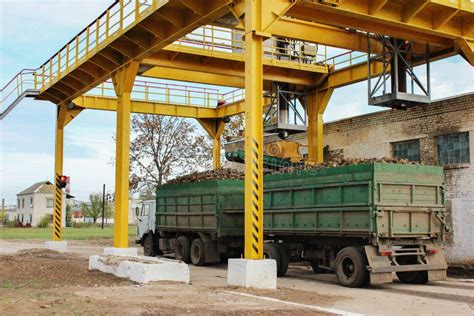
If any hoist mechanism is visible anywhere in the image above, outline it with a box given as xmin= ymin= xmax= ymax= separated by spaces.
xmin=368 ymin=34 xmax=431 ymax=109
xmin=263 ymin=82 xmax=309 ymax=139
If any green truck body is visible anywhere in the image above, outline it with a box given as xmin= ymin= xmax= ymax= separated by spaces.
xmin=139 ymin=163 xmax=448 ymax=287
xmin=157 ymin=163 xmax=445 ymax=240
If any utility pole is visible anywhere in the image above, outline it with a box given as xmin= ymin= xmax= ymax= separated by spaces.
xmin=101 ymin=184 xmax=105 ymax=230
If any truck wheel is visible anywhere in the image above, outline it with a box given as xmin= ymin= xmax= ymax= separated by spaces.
xmin=335 ymin=247 xmax=369 ymax=288
xmin=396 ymin=271 xmax=428 ymax=284
xmin=143 ymin=233 xmax=156 ymax=257
xmin=175 ymin=236 xmax=191 ymax=263
xmin=264 ymin=243 xmax=282 ymax=276
xmin=276 ymin=244 xmax=289 ymax=277
xmin=190 ymin=238 xmax=206 ymax=266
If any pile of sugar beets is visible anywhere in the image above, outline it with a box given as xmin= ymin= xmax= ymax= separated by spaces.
xmin=167 ymin=157 xmax=421 ymax=185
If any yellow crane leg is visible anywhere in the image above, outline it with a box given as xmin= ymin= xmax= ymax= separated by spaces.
xmin=111 ymin=61 xmax=139 ymax=248
xmin=307 ymin=89 xmax=334 ymax=164
xmin=244 ymin=0 xmax=264 ymax=260
xmin=213 ymin=138 xmax=222 ymax=169
xmin=53 ymin=111 xmax=65 ymax=241
xmin=53 ymin=104 xmax=82 ymax=241
xmin=196 ymin=118 xmax=225 ymax=170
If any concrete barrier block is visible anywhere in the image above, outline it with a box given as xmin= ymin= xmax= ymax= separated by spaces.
xmin=45 ymin=241 xmax=68 ymax=253
xmin=88 ymin=255 xmax=190 ymax=284
xmin=103 ymin=247 xmax=138 ymax=256
xmin=227 ymin=258 xmax=277 ymax=289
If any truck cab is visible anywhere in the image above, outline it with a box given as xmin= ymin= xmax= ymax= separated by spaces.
xmin=136 ymin=199 xmax=157 ymax=256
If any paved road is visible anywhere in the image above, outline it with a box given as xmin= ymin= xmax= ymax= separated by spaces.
xmin=1 ymin=239 xmax=473 ymax=315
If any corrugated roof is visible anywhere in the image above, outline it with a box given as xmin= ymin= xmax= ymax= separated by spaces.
xmin=17 ymin=181 xmax=54 ymax=196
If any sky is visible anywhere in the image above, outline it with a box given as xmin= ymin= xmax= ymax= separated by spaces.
xmin=0 ymin=0 xmax=473 ymax=205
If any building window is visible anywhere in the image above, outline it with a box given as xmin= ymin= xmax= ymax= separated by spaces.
xmin=17 ymin=199 xmax=20 ymax=208
xmin=46 ymin=198 xmax=54 ymax=208
xmin=22 ymin=199 xmax=24 ymax=208
xmin=30 ymin=197 xmax=33 ymax=207
xmin=438 ymin=132 xmax=470 ymax=165
xmin=392 ymin=139 xmax=420 ymax=161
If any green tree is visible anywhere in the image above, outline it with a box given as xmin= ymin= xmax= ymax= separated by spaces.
xmin=83 ymin=193 xmax=110 ymax=223
xmin=65 ymin=204 xmax=73 ymax=227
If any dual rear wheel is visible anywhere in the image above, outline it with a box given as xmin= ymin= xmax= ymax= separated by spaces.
xmin=175 ymin=236 xmax=206 ymax=266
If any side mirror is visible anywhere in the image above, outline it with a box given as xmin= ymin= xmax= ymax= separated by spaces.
xmin=135 ymin=206 xmax=140 ymax=217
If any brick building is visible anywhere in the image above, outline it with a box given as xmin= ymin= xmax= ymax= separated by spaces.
xmin=225 ymin=92 xmax=473 ymax=265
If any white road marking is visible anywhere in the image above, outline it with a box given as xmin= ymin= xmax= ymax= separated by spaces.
xmin=224 ymin=290 xmax=363 ymax=316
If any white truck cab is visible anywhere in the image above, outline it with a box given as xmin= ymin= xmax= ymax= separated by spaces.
xmin=135 ymin=199 xmax=157 ymax=256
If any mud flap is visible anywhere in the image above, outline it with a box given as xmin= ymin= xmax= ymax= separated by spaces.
xmin=364 ymin=245 xmax=393 ymax=284
xmin=198 ymin=233 xmax=221 ymax=263
xmin=426 ymin=245 xmax=448 ymax=281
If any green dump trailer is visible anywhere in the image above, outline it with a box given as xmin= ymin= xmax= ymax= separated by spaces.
xmin=137 ymin=163 xmax=448 ymax=287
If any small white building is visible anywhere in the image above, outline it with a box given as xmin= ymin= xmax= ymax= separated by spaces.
xmin=15 ymin=181 xmax=65 ymax=227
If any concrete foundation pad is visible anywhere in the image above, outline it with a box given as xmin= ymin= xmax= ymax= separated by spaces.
xmin=44 ymin=241 xmax=67 ymax=253
xmin=227 ymin=259 xmax=277 ymax=289
xmin=89 ymin=255 xmax=190 ymax=284
xmin=103 ymin=247 xmax=138 ymax=256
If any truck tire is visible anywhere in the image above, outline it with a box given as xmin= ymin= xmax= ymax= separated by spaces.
xmin=175 ymin=236 xmax=191 ymax=263
xmin=396 ymin=271 xmax=428 ymax=284
xmin=335 ymin=247 xmax=369 ymax=288
xmin=264 ymin=243 xmax=282 ymax=276
xmin=190 ymin=238 xmax=206 ymax=266
xmin=143 ymin=233 xmax=156 ymax=257
xmin=276 ymin=244 xmax=289 ymax=277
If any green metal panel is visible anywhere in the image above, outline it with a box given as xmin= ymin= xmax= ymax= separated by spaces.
xmin=156 ymin=163 xmax=446 ymax=240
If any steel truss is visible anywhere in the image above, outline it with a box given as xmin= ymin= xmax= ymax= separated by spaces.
xmin=367 ymin=33 xmax=431 ymax=109
xmin=263 ymin=83 xmax=308 ymax=138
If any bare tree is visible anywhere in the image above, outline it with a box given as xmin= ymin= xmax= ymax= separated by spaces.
xmin=129 ymin=115 xmax=212 ymax=192
xmin=222 ymin=114 xmax=245 ymax=142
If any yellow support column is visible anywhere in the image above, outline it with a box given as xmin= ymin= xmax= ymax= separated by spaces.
xmin=307 ymin=89 xmax=334 ymax=164
xmin=197 ymin=118 xmax=225 ymax=170
xmin=53 ymin=104 xmax=82 ymax=241
xmin=111 ymin=61 xmax=139 ymax=248
xmin=53 ymin=109 xmax=65 ymax=241
xmin=244 ymin=0 xmax=264 ymax=260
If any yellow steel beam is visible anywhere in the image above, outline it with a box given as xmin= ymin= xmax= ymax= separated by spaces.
xmin=73 ymin=94 xmax=258 ymax=118
xmin=143 ymin=66 xmax=245 ymax=88
xmin=319 ymin=60 xmax=387 ymax=90
xmin=244 ymin=0 xmax=265 ymax=260
xmin=111 ymin=61 xmax=139 ymax=249
xmin=197 ymin=118 xmax=226 ymax=169
xmin=140 ymin=48 xmax=327 ymax=87
xmin=306 ymin=89 xmax=333 ymax=164
xmin=52 ymin=104 xmax=82 ymax=241
xmin=289 ymin=1 xmax=474 ymax=47
xmin=266 ymin=17 xmax=383 ymax=53
xmin=53 ymin=107 xmax=65 ymax=241
xmin=456 ymin=38 xmax=474 ymax=65
xmin=73 ymin=95 xmax=231 ymax=118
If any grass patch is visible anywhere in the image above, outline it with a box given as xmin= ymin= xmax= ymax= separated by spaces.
xmin=0 ymin=225 xmax=137 ymax=240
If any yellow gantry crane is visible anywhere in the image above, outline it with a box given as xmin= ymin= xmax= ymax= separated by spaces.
xmin=1 ymin=0 xmax=473 ymax=258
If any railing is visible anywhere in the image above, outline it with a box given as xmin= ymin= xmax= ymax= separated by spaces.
xmin=172 ymin=25 xmax=329 ymax=66
xmin=87 ymin=80 xmax=246 ymax=108
xmin=0 ymin=69 xmax=38 ymax=112
xmin=326 ymin=50 xmax=368 ymax=70
xmin=37 ymin=0 xmax=160 ymax=93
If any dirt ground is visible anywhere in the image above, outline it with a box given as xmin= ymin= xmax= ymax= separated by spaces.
xmin=0 ymin=248 xmax=336 ymax=315
xmin=1 ymin=239 xmax=474 ymax=315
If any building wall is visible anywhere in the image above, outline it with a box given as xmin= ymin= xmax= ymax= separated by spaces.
xmin=224 ymin=93 xmax=474 ymax=265
xmin=16 ymin=191 xmax=66 ymax=227
xmin=322 ymin=93 xmax=474 ymax=265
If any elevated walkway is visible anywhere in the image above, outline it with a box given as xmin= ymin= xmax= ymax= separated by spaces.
xmin=34 ymin=0 xmax=233 ymax=105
